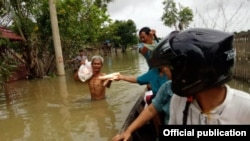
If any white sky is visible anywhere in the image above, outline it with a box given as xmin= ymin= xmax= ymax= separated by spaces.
xmin=107 ymin=0 xmax=250 ymax=37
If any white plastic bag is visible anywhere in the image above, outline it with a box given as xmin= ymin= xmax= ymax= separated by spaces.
xmin=78 ymin=61 xmax=93 ymax=82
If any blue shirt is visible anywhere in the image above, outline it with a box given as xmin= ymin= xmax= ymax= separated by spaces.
xmin=136 ymin=68 xmax=169 ymax=95
xmin=152 ymin=80 xmax=173 ymax=124
xmin=138 ymin=41 xmax=158 ymax=69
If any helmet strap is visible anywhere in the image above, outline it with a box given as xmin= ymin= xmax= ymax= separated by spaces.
xmin=182 ymin=96 xmax=193 ymax=125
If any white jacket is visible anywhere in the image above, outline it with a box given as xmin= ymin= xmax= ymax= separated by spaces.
xmin=168 ymin=85 xmax=250 ymax=124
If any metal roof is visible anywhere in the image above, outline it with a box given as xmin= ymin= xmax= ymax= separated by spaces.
xmin=0 ymin=26 xmax=24 ymax=40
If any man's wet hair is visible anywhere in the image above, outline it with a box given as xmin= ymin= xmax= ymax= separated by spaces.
xmin=91 ymin=55 xmax=104 ymax=64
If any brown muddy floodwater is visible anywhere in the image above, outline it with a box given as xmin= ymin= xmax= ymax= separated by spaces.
xmin=0 ymin=49 xmax=250 ymax=141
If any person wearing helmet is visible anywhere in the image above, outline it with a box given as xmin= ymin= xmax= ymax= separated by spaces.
xmin=113 ymin=28 xmax=250 ymax=141
xmin=149 ymin=28 xmax=250 ymax=125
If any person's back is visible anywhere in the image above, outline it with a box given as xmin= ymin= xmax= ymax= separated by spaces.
xmin=111 ymin=66 xmax=171 ymax=102
xmin=137 ymin=67 xmax=169 ymax=94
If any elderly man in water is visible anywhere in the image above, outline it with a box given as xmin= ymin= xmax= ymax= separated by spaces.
xmin=88 ymin=55 xmax=112 ymax=100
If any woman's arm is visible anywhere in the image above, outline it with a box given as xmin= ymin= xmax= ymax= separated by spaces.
xmin=118 ymin=74 xmax=137 ymax=83
xmin=112 ymin=104 xmax=158 ymax=141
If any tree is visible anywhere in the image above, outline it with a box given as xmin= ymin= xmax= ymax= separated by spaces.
xmin=0 ymin=0 xmax=114 ymax=78
xmin=161 ymin=0 xmax=193 ymax=31
xmin=193 ymin=0 xmax=249 ymax=32
xmin=0 ymin=0 xmax=12 ymax=26
xmin=110 ymin=20 xmax=137 ymax=52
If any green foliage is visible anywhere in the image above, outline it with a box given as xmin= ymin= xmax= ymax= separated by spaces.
xmin=94 ymin=0 xmax=114 ymax=7
xmin=0 ymin=38 xmax=8 ymax=46
xmin=0 ymin=55 xmax=18 ymax=86
xmin=46 ymin=0 xmax=112 ymax=54
xmin=105 ymin=20 xmax=137 ymax=51
xmin=162 ymin=0 xmax=178 ymax=27
xmin=0 ymin=0 xmax=135 ymax=79
xmin=178 ymin=7 xmax=193 ymax=29
xmin=162 ymin=0 xmax=193 ymax=30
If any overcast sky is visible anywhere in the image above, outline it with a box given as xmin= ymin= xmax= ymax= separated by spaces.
xmin=107 ymin=0 xmax=250 ymax=37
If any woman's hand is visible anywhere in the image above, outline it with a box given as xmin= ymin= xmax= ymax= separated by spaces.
xmin=150 ymin=29 xmax=156 ymax=35
xmin=112 ymin=73 xmax=122 ymax=81
xmin=112 ymin=132 xmax=132 ymax=141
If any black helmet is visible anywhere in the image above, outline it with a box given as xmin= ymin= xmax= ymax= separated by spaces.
xmin=149 ymin=28 xmax=235 ymax=97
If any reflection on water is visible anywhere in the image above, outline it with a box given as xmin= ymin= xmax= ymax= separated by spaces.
xmin=71 ymin=99 xmax=117 ymax=141
xmin=0 ymin=50 xmax=249 ymax=141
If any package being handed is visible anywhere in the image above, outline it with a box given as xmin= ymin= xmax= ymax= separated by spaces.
xmin=98 ymin=72 xmax=120 ymax=80
xmin=78 ymin=61 xmax=93 ymax=82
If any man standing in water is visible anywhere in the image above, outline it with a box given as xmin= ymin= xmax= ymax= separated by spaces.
xmin=88 ymin=55 xmax=112 ymax=100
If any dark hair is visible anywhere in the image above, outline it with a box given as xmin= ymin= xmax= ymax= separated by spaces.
xmin=139 ymin=27 xmax=151 ymax=36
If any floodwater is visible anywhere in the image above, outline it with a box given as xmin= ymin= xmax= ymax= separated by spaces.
xmin=0 ymin=49 xmax=250 ymax=141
